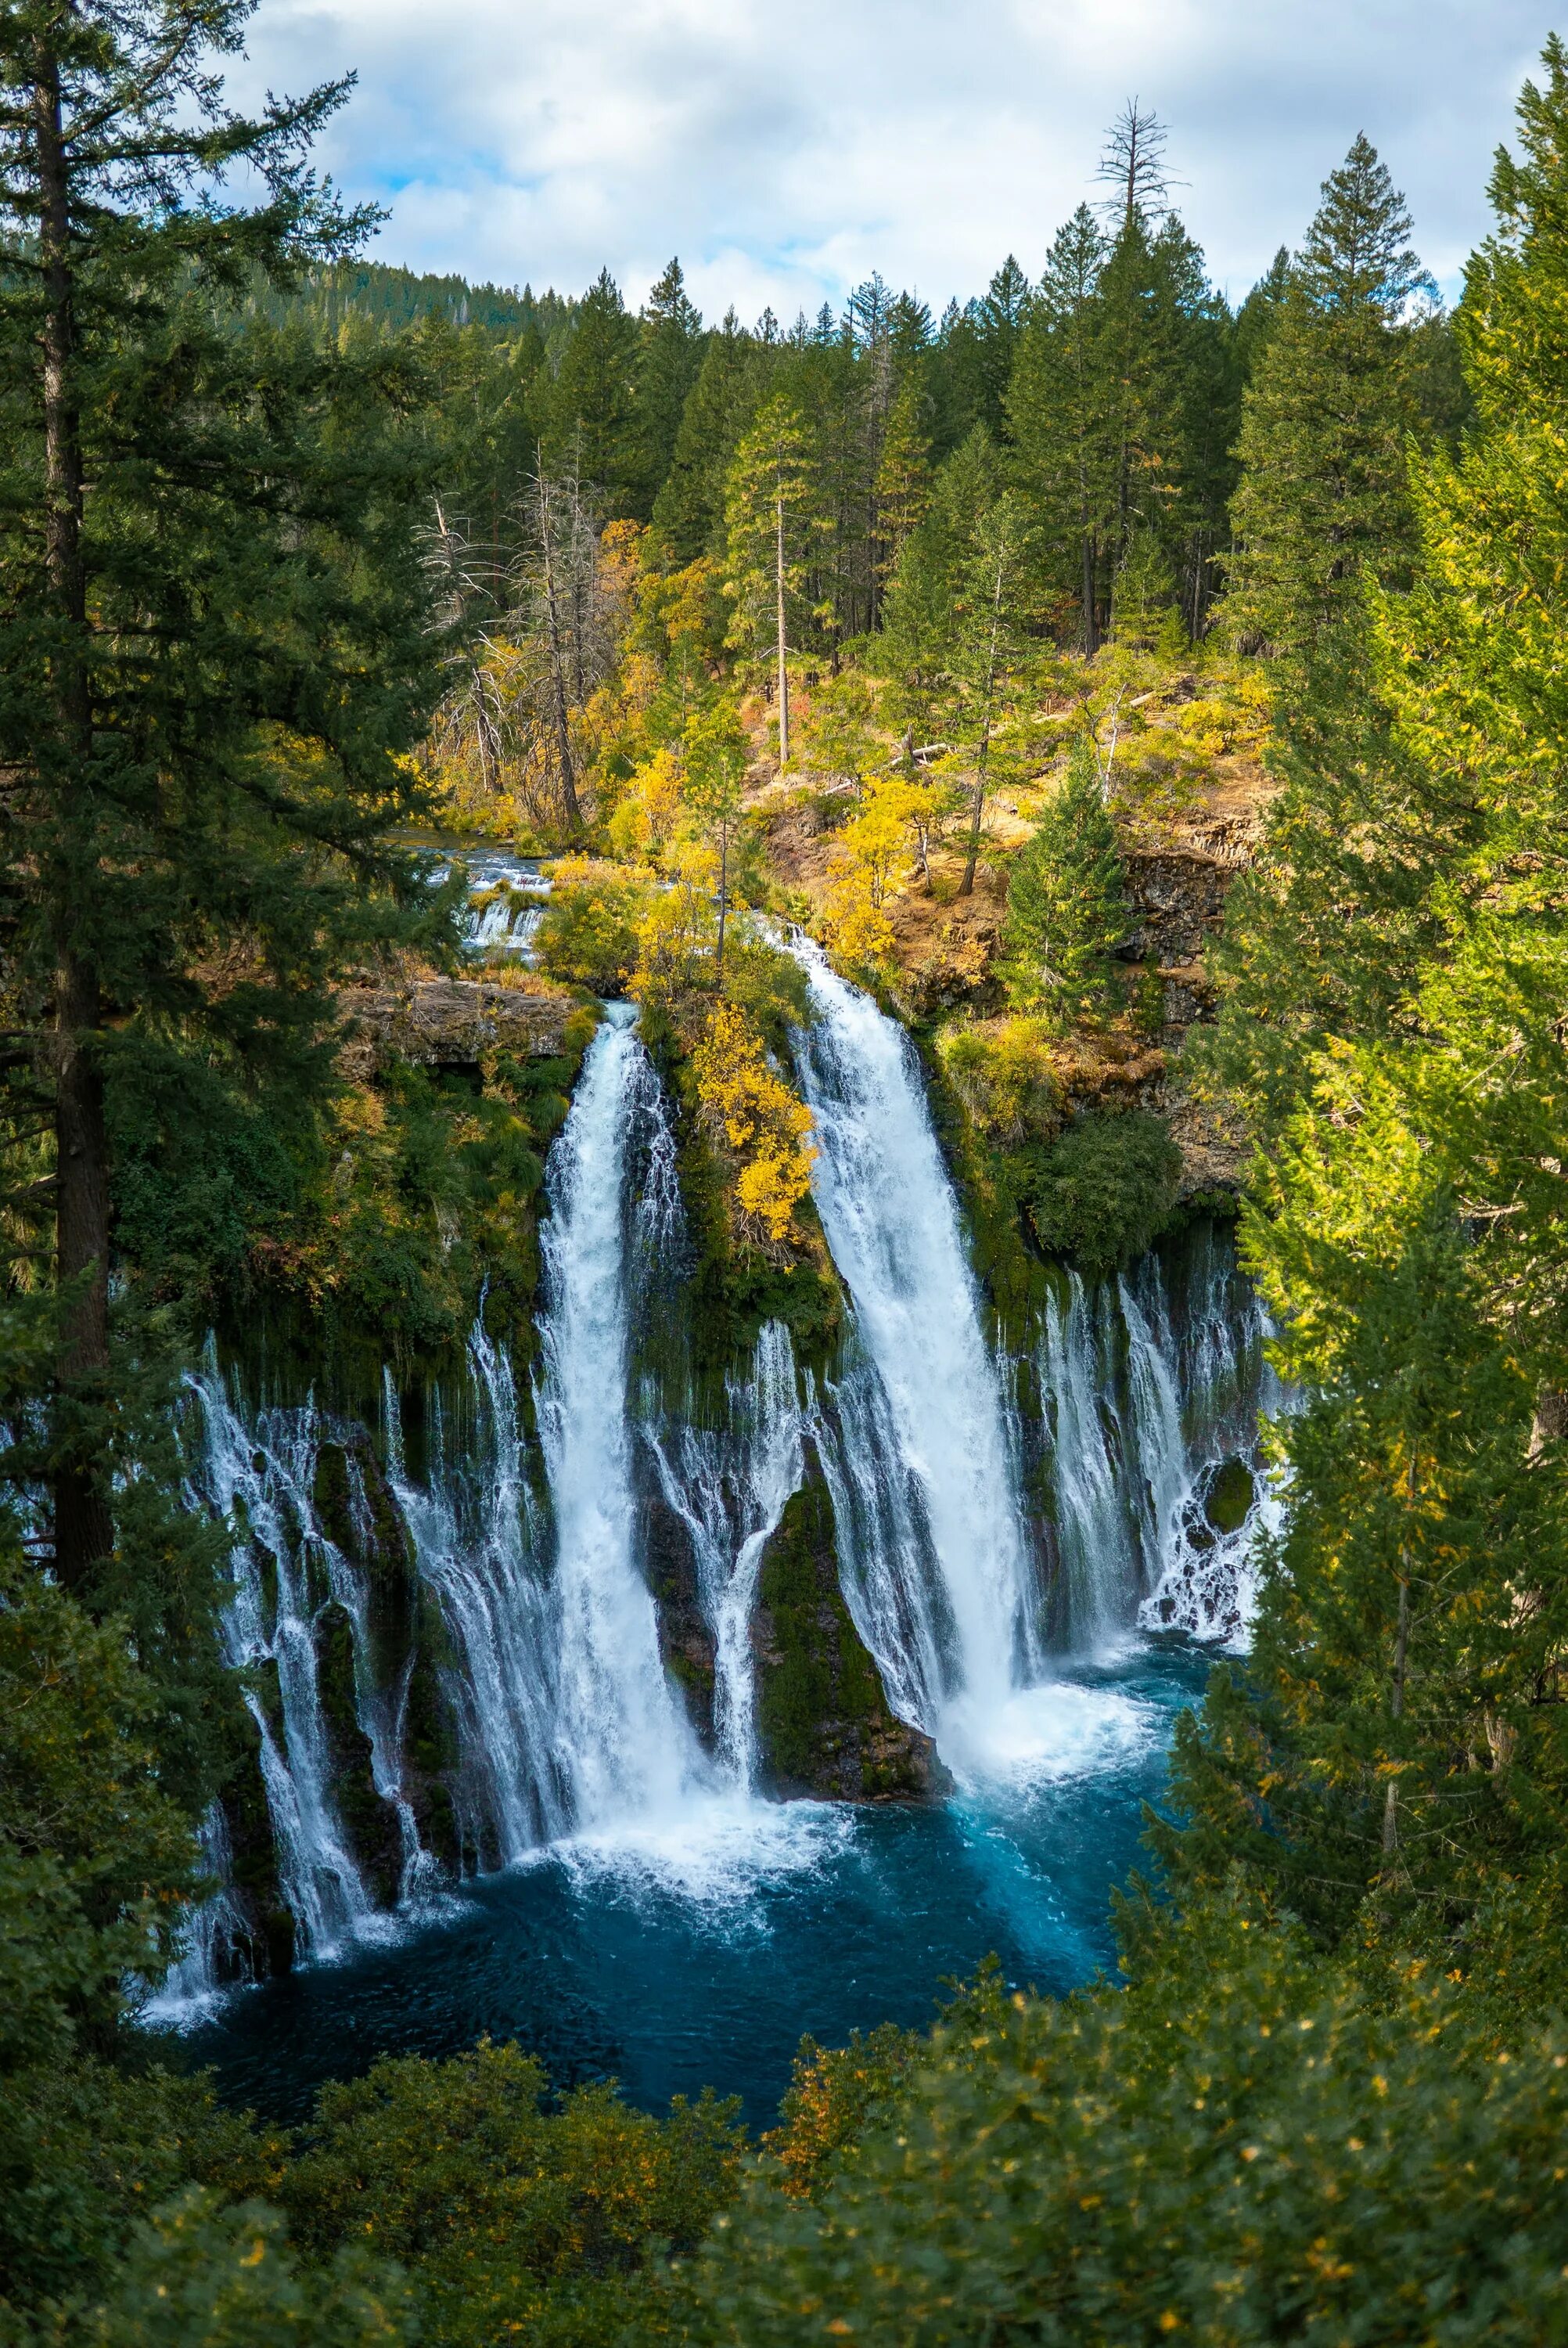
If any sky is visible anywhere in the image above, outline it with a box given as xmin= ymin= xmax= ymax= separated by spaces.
xmin=232 ymin=0 xmax=1551 ymax=319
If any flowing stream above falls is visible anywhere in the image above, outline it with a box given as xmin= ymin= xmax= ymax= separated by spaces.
xmin=151 ymin=955 xmax=1282 ymax=2120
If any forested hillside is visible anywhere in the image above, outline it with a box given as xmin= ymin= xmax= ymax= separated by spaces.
xmin=4 ymin=0 xmax=1568 ymax=2340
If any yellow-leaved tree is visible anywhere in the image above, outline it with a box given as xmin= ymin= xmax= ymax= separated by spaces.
xmin=630 ymin=836 xmax=721 ymax=1009
xmin=606 ymin=745 xmax=685 ymax=862
xmin=689 ymin=1001 xmax=815 ymax=1248
xmin=822 ymin=772 xmax=940 ymax=967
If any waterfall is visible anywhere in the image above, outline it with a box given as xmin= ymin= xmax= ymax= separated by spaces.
xmin=383 ymin=1327 xmax=564 ymax=1864
xmin=185 ymin=1375 xmax=382 ymax=1960
xmin=789 ymin=939 xmax=1039 ymax=1739
xmin=535 ymin=1003 xmax=708 ymax=1830
xmin=143 ymin=1805 xmax=254 ymax=2023
xmin=644 ymin=1322 xmax=806 ymax=1789
xmin=156 ymin=921 xmax=1282 ymax=2013
xmin=1041 ymin=1274 xmax=1140 ymax=1651
xmin=1037 ymin=1234 xmax=1279 ymax=1652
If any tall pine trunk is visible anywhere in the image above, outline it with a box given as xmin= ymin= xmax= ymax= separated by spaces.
xmin=775 ymin=490 xmax=789 ymax=765
xmin=536 ymin=470 xmax=584 ymax=835
xmin=35 ymin=40 xmax=114 ymax=1587
xmin=958 ymin=554 xmax=1005 ymax=899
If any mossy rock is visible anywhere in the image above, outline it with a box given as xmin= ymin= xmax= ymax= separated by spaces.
xmin=1204 ymin=1456 xmax=1257 ymax=1537
xmin=221 ymin=1721 xmax=297 ymax=1979
xmin=314 ymin=1601 xmax=405 ymax=1908
xmin=401 ymin=1590 xmax=463 ymax=1873
xmin=754 ymin=1475 xmax=943 ymax=1802
xmin=643 ymin=1493 xmax=717 ymax=1746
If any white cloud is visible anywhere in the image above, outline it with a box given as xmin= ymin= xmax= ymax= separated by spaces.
xmin=232 ymin=0 xmax=1548 ymax=315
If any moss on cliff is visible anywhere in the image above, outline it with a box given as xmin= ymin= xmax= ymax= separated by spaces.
xmin=754 ymin=1478 xmax=940 ymax=1801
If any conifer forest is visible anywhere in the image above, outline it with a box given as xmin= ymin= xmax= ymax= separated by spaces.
xmin=5 ymin=3 xmax=1568 ymax=2340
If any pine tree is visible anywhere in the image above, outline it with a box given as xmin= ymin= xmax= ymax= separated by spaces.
xmin=873 ymin=377 xmax=932 ymax=592
xmin=540 ymin=268 xmax=642 ymax=513
xmin=1009 ymin=205 xmax=1110 ymax=650
xmin=637 ymin=257 xmax=703 ymax=510
xmin=973 ymin=255 xmax=1032 ymax=438
xmin=1002 ymin=740 xmax=1127 ymax=1016
xmin=1167 ymin=50 xmax=1568 ymax=2001
xmin=682 ymin=697 xmax=750 ymax=977
xmin=1226 ymin=135 xmax=1431 ymax=659
xmin=0 ymin=0 xmax=444 ymax=1590
xmin=653 ymin=312 xmax=762 ymax=563
xmin=722 ymin=393 xmax=820 ymax=764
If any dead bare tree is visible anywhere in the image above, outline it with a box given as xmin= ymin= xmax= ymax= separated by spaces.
xmin=421 ymin=502 xmax=506 ymax=796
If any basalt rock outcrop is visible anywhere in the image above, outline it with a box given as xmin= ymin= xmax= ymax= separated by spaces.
xmin=753 ymin=1474 xmax=947 ymax=1802
xmin=336 ymin=977 xmax=582 ymax=1082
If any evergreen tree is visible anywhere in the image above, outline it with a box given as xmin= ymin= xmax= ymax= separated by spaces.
xmin=540 ymin=268 xmax=642 ymax=513
xmin=973 ymin=254 xmax=1031 ymax=438
xmin=1226 ymin=135 xmax=1431 ymax=659
xmin=1002 ymin=739 xmax=1127 ymax=1016
xmin=722 ymin=393 xmax=820 ymax=762
xmin=1170 ymin=49 xmax=1568 ymax=2004
xmin=0 ymin=0 xmax=444 ymax=1593
xmin=873 ymin=376 xmax=933 ymax=594
xmin=1009 ymin=204 xmax=1110 ymax=650
xmin=636 ymin=257 xmax=703 ymax=509
xmin=682 ymin=697 xmax=750 ymax=977
xmin=652 ymin=312 xmax=762 ymax=562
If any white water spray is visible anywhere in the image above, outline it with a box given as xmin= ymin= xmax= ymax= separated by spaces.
xmin=185 ymin=1376 xmax=380 ymax=1959
xmin=536 ymin=1005 xmax=707 ymax=1829
xmin=645 ymin=1321 xmax=806 ymax=1788
xmin=789 ymin=939 xmax=1039 ymax=1740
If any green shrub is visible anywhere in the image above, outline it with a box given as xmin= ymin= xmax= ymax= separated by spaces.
xmin=57 ymin=2190 xmax=412 ymax=2348
xmin=532 ymin=862 xmax=648 ymax=994
xmin=280 ymin=2040 xmax=746 ymax=2347
xmin=682 ymin=1894 xmax=1568 ymax=2347
xmin=1020 ymin=1108 xmax=1181 ymax=1273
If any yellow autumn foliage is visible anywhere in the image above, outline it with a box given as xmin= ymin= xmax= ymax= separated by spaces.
xmin=630 ymin=835 xmax=721 ymax=1007
xmin=822 ymin=772 xmax=944 ymax=967
xmin=690 ymin=999 xmax=815 ymax=1247
xmin=606 ymin=746 xmax=686 ymax=861
xmin=823 ymin=848 xmax=895 ymax=966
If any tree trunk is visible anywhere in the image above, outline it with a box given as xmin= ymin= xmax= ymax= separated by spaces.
xmin=716 ymin=820 xmax=728 ymax=982
xmin=958 ymin=554 xmax=1005 ymax=898
xmin=775 ymin=491 xmax=789 ymax=766
xmin=1380 ymin=1452 xmax=1416 ymax=1868
xmin=536 ymin=470 xmax=584 ymax=835
xmin=1081 ymin=529 xmax=1100 ymax=657
xmin=1380 ymin=1569 xmax=1409 ymax=1860
xmin=35 ymin=41 xmax=115 ymax=1588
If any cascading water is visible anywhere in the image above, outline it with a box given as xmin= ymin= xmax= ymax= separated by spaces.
xmin=535 ymin=1003 xmax=709 ymax=1831
xmin=383 ymin=1325 xmax=564 ymax=1864
xmin=644 ymin=1322 xmax=806 ymax=1788
xmin=143 ymin=1805 xmax=254 ymax=2022
xmin=185 ymin=1374 xmax=383 ymax=1959
xmin=1038 ymin=1235 xmax=1278 ymax=1652
xmin=789 ymin=939 xmax=1283 ymax=1776
xmin=788 ymin=938 xmax=1041 ymax=1745
xmin=156 ymin=920 xmax=1282 ymax=2033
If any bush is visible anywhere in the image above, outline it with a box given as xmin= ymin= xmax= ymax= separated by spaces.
xmin=682 ymin=1894 xmax=1568 ymax=2348
xmin=936 ymin=1018 xmax=1058 ymax=1142
xmin=532 ymin=859 xmax=650 ymax=993
xmin=1020 ymin=1108 xmax=1181 ymax=1274
xmin=59 ymin=2190 xmax=411 ymax=2348
xmin=280 ymin=2040 xmax=746 ymax=2347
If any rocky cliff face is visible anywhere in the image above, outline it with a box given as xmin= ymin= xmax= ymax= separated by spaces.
xmin=336 ymin=976 xmax=582 ymax=1081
